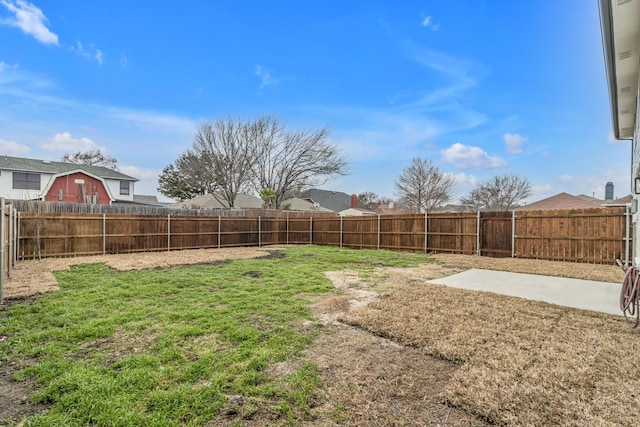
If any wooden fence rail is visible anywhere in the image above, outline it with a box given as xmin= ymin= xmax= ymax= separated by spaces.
xmin=15 ymin=206 xmax=631 ymax=266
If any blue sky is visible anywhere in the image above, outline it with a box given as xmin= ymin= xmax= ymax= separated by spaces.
xmin=0 ymin=0 xmax=630 ymax=203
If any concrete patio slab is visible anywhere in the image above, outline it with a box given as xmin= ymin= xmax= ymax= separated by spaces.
xmin=429 ymin=269 xmax=622 ymax=316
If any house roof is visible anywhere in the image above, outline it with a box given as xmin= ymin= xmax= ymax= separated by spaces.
xmin=432 ymin=204 xmax=475 ymax=213
xmin=339 ymin=208 xmax=376 ymax=216
xmin=133 ymin=195 xmax=163 ymax=206
xmin=0 ymin=155 xmax=137 ymax=181
xmin=599 ymin=0 xmax=640 ymax=139
xmin=172 ymin=193 xmax=263 ymax=209
xmin=281 ymin=197 xmax=335 ymax=212
xmin=297 ymin=189 xmax=358 ymax=213
xmin=369 ymin=202 xmax=411 ymax=215
xmin=576 ymin=194 xmax=601 ymax=203
xmin=516 ymin=192 xmax=624 ymax=211
xmin=605 ymin=194 xmax=632 ymax=205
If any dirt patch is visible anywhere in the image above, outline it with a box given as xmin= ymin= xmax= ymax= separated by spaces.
xmin=0 ymin=367 xmax=50 ymax=423
xmin=297 ymin=269 xmax=488 ymax=425
xmin=2 ymin=246 xmax=283 ymax=299
xmin=302 ymin=322 xmax=489 ymax=426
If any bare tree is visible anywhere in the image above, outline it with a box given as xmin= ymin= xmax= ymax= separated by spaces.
xmin=250 ymin=116 xmax=348 ymax=209
xmin=394 ymin=158 xmax=456 ymax=213
xmin=21 ymin=199 xmax=48 ymax=260
xmin=61 ymin=149 xmax=117 ymax=170
xmin=357 ymin=191 xmax=392 ymax=210
xmin=159 ymin=116 xmax=347 ymax=207
xmin=191 ymin=118 xmax=258 ymax=208
xmin=460 ymin=173 xmax=532 ymax=211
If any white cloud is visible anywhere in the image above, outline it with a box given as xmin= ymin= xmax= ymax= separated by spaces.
xmin=71 ymin=40 xmax=104 ymax=65
xmin=112 ymin=110 xmax=197 ymax=135
xmin=120 ymin=54 xmax=128 ymax=68
xmin=0 ymin=137 xmax=31 ymax=155
xmin=0 ymin=0 xmax=58 ymax=45
xmin=532 ymin=184 xmax=553 ymax=193
xmin=528 ymin=184 xmax=554 ymax=203
xmin=440 ymin=142 xmax=506 ymax=169
xmin=95 ymin=49 xmax=104 ymax=65
xmin=118 ymin=165 xmax=167 ymax=200
xmin=255 ymin=65 xmax=278 ymax=90
xmin=559 ymin=174 xmax=572 ymax=184
xmin=504 ymin=133 xmax=527 ymax=154
xmin=420 ymin=15 xmax=439 ymax=31
xmin=41 ymin=132 xmax=100 ymax=152
xmin=401 ymin=44 xmax=483 ymax=108
xmin=451 ymin=172 xmax=479 ymax=188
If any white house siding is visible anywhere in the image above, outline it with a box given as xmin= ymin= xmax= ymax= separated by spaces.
xmin=634 ymin=86 xmax=640 ymax=263
xmin=105 ymin=180 xmax=135 ymax=202
xmin=0 ymin=171 xmax=54 ymax=200
xmin=0 ymin=169 xmax=135 ymax=203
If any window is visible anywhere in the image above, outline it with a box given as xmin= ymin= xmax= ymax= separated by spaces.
xmin=120 ymin=180 xmax=130 ymax=195
xmin=13 ymin=172 xmax=40 ymax=190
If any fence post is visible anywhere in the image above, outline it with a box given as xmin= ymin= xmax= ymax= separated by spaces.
xmin=258 ymin=216 xmax=261 ymax=247
xmin=218 ymin=216 xmax=221 ymax=249
xmin=7 ymin=205 xmax=12 ymax=278
xmin=476 ymin=211 xmax=481 ymax=256
xmin=102 ymin=213 xmax=106 ymax=255
xmin=511 ymin=210 xmax=516 ymax=258
xmin=377 ymin=215 xmax=381 ymax=250
xmin=340 ymin=216 xmax=343 ymax=248
xmin=310 ymin=217 xmax=313 ymax=245
xmin=12 ymin=208 xmax=16 ymax=267
xmin=167 ymin=214 xmax=171 ymax=252
xmin=1 ymin=198 xmax=5 ymax=304
xmin=16 ymin=211 xmax=20 ymax=262
xmin=13 ymin=208 xmax=17 ymax=266
xmin=424 ymin=213 xmax=428 ymax=253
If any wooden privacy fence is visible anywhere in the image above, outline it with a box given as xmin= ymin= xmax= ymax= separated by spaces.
xmin=0 ymin=199 xmax=19 ymax=303
xmin=16 ymin=206 xmax=631 ymax=265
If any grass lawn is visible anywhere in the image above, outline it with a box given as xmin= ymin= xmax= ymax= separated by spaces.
xmin=0 ymin=246 xmax=432 ymax=426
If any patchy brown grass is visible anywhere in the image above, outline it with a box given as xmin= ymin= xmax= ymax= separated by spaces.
xmin=340 ymin=280 xmax=640 ymax=426
xmin=430 ymin=253 xmax=625 ymax=283
xmin=3 ymin=246 xmax=282 ymax=299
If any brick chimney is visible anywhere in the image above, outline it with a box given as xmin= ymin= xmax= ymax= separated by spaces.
xmin=351 ymin=194 xmax=357 ymax=209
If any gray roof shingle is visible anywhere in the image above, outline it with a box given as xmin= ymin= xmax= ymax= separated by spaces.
xmin=0 ymin=155 xmax=137 ymax=181
xmin=297 ymin=189 xmax=357 ymax=213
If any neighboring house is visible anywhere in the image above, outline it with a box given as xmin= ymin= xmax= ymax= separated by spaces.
xmin=605 ymin=195 xmax=633 ymax=205
xmin=431 ymin=204 xmax=475 ymax=213
xmin=297 ymin=189 xmax=364 ymax=213
xmin=0 ymin=155 xmax=138 ymax=204
xmin=339 ymin=207 xmax=376 ymax=217
xmin=517 ymin=192 xmax=632 ymax=211
xmin=172 ymin=193 xmax=263 ymax=209
xmin=130 ymin=195 xmax=166 ymax=207
xmin=369 ymin=202 xmax=411 ymax=215
xmin=280 ymin=197 xmax=335 ymax=213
